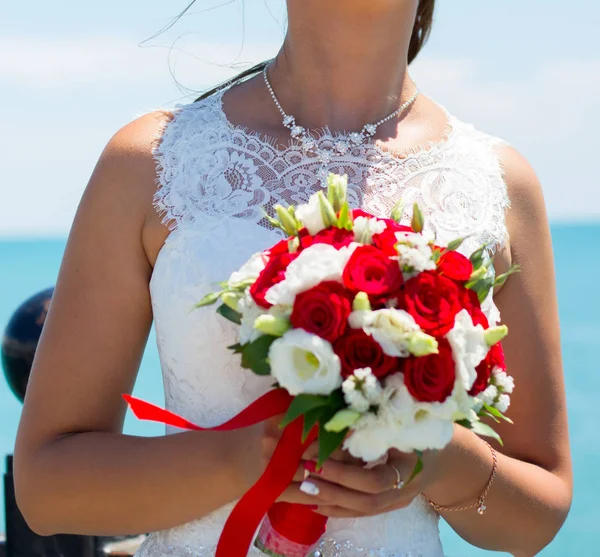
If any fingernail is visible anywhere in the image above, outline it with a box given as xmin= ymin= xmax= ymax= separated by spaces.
xmin=303 ymin=461 xmax=322 ymax=475
xmin=300 ymin=480 xmax=320 ymax=496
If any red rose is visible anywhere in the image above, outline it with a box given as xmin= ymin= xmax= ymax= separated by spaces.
xmin=300 ymin=227 xmax=354 ymax=251
xmin=250 ymin=252 xmax=297 ymax=308
xmin=372 ymin=224 xmax=413 ymax=256
xmin=438 ymin=250 xmax=473 ymax=282
xmin=267 ymin=238 xmax=292 ymax=256
xmin=403 ymin=338 xmax=456 ymax=403
xmin=343 ymin=245 xmax=404 ymax=302
xmin=290 ymin=281 xmax=352 ymax=343
xmin=403 ymin=271 xmax=462 ymax=336
xmin=470 ymin=343 xmax=506 ymax=396
xmin=334 ymin=329 xmax=399 ymax=378
xmin=460 ymin=287 xmax=489 ymax=328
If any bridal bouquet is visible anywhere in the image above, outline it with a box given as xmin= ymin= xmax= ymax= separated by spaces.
xmin=124 ymin=173 xmax=517 ymax=557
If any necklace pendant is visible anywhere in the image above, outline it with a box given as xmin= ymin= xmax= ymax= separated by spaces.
xmin=319 ymin=151 xmax=332 ymax=164
xmin=302 ymin=137 xmax=316 ymax=152
xmin=283 ymin=115 xmax=295 ymax=127
xmin=291 ymin=125 xmax=305 ymax=138
xmin=349 ymin=132 xmax=363 ymax=146
xmin=364 ymin=124 xmax=377 ymax=136
xmin=335 ymin=141 xmax=349 ymax=155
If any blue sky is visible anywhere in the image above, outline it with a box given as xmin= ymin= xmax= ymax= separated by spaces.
xmin=1 ymin=0 xmax=598 ymax=236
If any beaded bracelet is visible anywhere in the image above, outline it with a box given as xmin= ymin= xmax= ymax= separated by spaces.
xmin=424 ymin=441 xmax=498 ymax=515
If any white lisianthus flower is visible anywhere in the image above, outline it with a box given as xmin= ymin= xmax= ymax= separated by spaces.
xmin=353 ymin=216 xmax=387 ymax=244
xmin=265 ymin=243 xmax=357 ymax=306
xmin=446 ymin=309 xmax=490 ymax=392
xmin=228 ymin=252 xmax=267 ymax=287
xmin=495 ymin=394 xmax=511 ymax=413
xmin=480 ymin=290 xmax=501 ymax=327
xmin=238 ymin=293 xmax=268 ymax=344
xmin=269 ymin=329 xmax=342 ymax=396
xmin=295 ymin=192 xmax=327 ymax=235
xmin=390 ymin=411 xmax=455 ymax=453
xmin=349 ymin=308 xmax=434 ymax=358
xmin=492 ymin=369 xmax=515 ymax=394
xmin=343 ymin=412 xmax=397 ymax=462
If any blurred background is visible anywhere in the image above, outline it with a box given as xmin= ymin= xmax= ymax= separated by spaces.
xmin=1 ymin=1 xmax=598 ymax=556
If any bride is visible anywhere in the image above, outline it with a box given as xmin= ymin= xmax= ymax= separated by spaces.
xmin=13 ymin=1 xmax=572 ymax=556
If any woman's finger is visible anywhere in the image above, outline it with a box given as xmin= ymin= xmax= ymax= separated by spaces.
xmin=313 ymin=459 xmax=399 ymax=494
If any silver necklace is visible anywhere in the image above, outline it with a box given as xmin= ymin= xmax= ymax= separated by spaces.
xmin=262 ymin=62 xmax=420 ymax=183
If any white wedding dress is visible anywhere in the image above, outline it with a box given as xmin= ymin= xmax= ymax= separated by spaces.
xmin=134 ymin=86 xmax=510 ymax=557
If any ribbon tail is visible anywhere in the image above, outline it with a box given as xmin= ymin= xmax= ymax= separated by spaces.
xmin=215 ymin=419 xmax=316 ymax=557
xmin=122 ymin=394 xmax=203 ymax=431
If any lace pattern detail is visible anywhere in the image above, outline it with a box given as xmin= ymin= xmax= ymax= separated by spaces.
xmin=152 ymin=89 xmax=510 ymax=258
xmin=139 ymin=89 xmax=511 ymax=557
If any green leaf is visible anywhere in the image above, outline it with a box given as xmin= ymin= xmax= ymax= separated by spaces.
xmin=227 ymin=343 xmax=244 ymax=353
xmin=216 ymin=304 xmax=242 ymax=325
xmin=302 ymin=407 xmax=325 ymax=441
xmin=476 ymin=278 xmax=495 ymax=303
xmin=317 ymin=423 xmax=347 ymax=468
xmin=446 ymin=238 xmax=464 ymax=252
xmin=483 ymin=403 xmax=514 ymax=424
xmin=195 ymin=291 xmax=223 ymax=308
xmin=407 ymin=451 xmax=424 ymax=484
xmin=471 ymin=420 xmax=504 ymax=446
xmin=279 ymin=394 xmax=330 ymax=429
xmin=469 ymin=244 xmax=490 ymax=271
xmin=432 ymin=248 xmax=442 ymax=264
xmin=411 ymin=203 xmax=424 ymax=233
xmin=481 ymin=411 xmax=500 ymax=423
xmin=240 ymin=335 xmax=278 ymax=376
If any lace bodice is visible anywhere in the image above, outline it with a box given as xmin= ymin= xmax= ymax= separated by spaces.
xmin=135 ymin=88 xmax=510 ymax=557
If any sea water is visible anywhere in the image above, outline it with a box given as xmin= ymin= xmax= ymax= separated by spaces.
xmin=1 ymin=224 xmax=598 ymax=556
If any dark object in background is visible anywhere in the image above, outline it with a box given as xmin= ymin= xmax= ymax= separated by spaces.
xmin=1 ymin=287 xmax=54 ymax=403
xmin=4 ymin=456 xmax=95 ymax=557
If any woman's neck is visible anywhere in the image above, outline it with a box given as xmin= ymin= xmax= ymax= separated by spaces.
xmin=270 ymin=0 xmax=419 ymax=132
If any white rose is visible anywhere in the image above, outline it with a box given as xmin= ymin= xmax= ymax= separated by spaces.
xmin=265 ymin=243 xmax=357 ymax=306
xmin=446 ymin=309 xmax=490 ymax=392
xmin=238 ymin=293 xmax=267 ymax=344
xmin=228 ymin=252 xmax=267 ymax=287
xmin=269 ymin=329 xmax=342 ymax=396
xmin=295 ymin=192 xmax=327 ymax=235
xmin=353 ymin=216 xmax=387 ymax=244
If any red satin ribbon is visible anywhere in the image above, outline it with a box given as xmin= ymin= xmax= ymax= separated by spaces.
xmin=123 ymin=390 xmax=325 ymax=557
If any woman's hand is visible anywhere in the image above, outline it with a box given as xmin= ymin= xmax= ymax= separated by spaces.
xmin=274 ymin=439 xmax=451 ymax=518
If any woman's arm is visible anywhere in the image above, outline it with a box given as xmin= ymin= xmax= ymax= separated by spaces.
xmin=417 ymin=145 xmax=573 ymax=555
xmin=283 ymin=146 xmax=572 ymax=557
xmin=13 ymin=114 xmax=272 ymax=537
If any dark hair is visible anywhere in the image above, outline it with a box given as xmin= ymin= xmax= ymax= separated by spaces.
xmin=195 ymin=0 xmax=435 ymax=102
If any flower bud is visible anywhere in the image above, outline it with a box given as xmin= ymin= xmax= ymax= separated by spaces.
xmin=327 ymin=173 xmax=349 ymax=211
xmin=324 ymin=409 xmax=362 ymax=433
xmin=221 ymin=292 xmax=241 ymax=312
xmin=353 ymin=292 xmax=372 ymax=312
xmin=275 ymin=204 xmax=300 ymax=236
xmin=407 ymin=331 xmax=439 ymax=357
xmin=484 ymin=325 xmax=508 ymax=346
xmin=467 ymin=265 xmax=489 ymax=284
xmin=390 ymin=199 xmax=405 ymax=223
xmin=317 ymin=191 xmax=338 ymax=227
xmin=253 ymin=314 xmax=291 ymax=337
xmin=411 ymin=203 xmax=424 ymax=233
